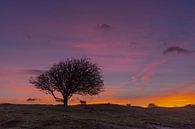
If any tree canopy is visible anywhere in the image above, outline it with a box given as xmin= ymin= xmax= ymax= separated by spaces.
xmin=30 ymin=58 xmax=104 ymax=107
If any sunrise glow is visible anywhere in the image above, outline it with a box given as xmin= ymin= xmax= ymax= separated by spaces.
xmin=0 ymin=0 xmax=195 ymax=107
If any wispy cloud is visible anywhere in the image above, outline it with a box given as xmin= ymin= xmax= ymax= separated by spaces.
xmin=23 ymin=69 xmax=46 ymax=75
xmin=163 ymin=46 xmax=192 ymax=55
xmin=97 ymin=24 xmax=112 ymax=31
xmin=131 ymin=57 xmax=166 ymax=82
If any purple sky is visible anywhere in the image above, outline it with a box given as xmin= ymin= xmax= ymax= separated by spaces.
xmin=0 ymin=0 xmax=195 ymax=106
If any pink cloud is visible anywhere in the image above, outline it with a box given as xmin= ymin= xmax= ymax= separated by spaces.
xmin=131 ymin=56 xmax=166 ymax=83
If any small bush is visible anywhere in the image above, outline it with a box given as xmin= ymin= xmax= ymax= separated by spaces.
xmin=80 ymin=100 xmax=87 ymax=105
xmin=148 ymin=103 xmax=158 ymax=108
xmin=185 ymin=104 xmax=195 ymax=108
xmin=126 ymin=104 xmax=131 ymax=107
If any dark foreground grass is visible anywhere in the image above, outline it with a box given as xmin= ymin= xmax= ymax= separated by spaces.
xmin=0 ymin=103 xmax=194 ymax=129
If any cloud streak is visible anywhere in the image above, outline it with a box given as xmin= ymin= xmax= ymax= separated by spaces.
xmin=97 ymin=24 xmax=112 ymax=31
xmin=131 ymin=57 xmax=166 ymax=83
xmin=163 ymin=46 xmax=192 ymax=55
xmin=23 ymin=69 xmax=46 ymax=75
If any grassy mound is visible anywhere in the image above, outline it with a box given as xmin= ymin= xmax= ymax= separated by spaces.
xmin=0 ymin=103 xmax=194 ymax=129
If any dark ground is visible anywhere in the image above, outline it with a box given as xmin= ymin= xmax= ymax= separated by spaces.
xmin=0 ymin=103 xmax=194 ymax=129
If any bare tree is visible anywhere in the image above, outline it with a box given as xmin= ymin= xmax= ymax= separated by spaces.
xmin=30 ymin=58 xmax=104 ymax=107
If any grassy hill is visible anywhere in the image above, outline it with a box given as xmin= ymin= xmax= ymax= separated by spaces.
xmin=0 ymin=103 xmax=195 ymax=129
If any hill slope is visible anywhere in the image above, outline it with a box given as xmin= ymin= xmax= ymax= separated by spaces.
xmin=0 ymin=104 xmax=195 ymax=129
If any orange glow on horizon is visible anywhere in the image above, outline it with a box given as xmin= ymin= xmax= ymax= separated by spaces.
xmin=155 ymin=94 xmax=195 ymax=107
xmin=1 ymin=84 xmax=194 ymax=107
xmin=69 ymin=93 xmax=195 ymax=107
xmin=2 ymin=93 xmax=194 ymax=108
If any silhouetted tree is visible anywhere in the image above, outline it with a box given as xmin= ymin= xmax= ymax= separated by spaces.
xmin=30 ymin=58 xmax=104 ymax=107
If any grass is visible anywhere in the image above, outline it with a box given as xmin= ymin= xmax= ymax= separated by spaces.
xmin=0 ymin=103 xmax=195 ymax=129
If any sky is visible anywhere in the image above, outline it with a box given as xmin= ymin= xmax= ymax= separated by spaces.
xmin=0 ymin=0 xmax=195 ymax=107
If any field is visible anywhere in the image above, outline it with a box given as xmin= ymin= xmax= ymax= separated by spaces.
xmin=0 ymin=104 xmax=195 ymax=129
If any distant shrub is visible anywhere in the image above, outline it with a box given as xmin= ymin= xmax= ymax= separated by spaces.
xmin=126 ymin=104 xmax=131 ymax=107
xmin=148 ymin=103 xmax=158 ymax=108
xmin=185 ymin=104 xmax=195 ymax=108
xmin=26 ymin=98 xmax=40 ymax=102
xmin=80 ymin=100 xmax=87 ymax=105
xmin=55 ymin=98 xmax=63 ymax=102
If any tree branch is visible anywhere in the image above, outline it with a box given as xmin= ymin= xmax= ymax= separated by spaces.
xmin=50 ymin=90 xmax=63 ymax=102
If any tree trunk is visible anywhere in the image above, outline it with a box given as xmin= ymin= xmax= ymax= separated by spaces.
xmin=63 ymin=96 xmax=68 ymax=107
